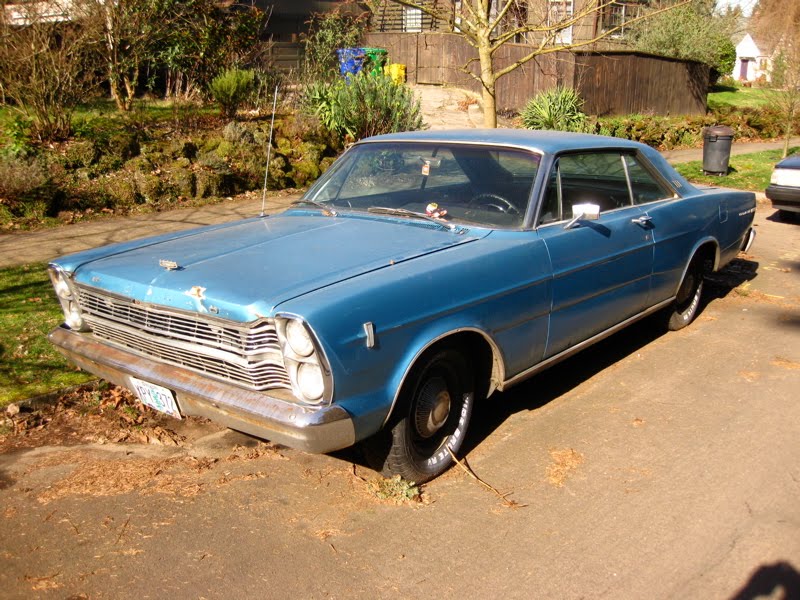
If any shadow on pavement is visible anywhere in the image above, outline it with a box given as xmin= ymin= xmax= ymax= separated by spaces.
xmin=729 ymin=561 xmax=800 ymax=600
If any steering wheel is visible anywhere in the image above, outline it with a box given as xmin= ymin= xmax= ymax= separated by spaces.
xmin=469 ymin=192 xmax=519 ymax=215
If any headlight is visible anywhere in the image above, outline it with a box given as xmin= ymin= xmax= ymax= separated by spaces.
xmin=48 ymin=265 xmax=90 ymax=332
xmin=276 ymin=315 xmax=332 ymax=406
xmin=296 ymin=363 xmax=324 ymax=402
xmin=286 ymin=319 xmax=314 ymax=357
xmin=65 ymin=302 xmax=85 ymax=330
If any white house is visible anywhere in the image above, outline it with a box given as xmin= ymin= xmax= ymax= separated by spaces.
xmin=732 ymin=33 xmax=773 ymax=83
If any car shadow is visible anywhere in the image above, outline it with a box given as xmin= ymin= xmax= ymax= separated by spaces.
xmin=766 ymin=210 xmax=800 ymax=225
xmin=704 ymin=257 xmax=760 ymax=301
xmin=461 ymin=311 xmax=667 ymax=456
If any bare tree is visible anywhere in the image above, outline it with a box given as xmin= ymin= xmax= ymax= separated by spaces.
xmin=368 ymin=0 xmax=691 ymax=127
xmin=752 ymin=0 xmax=800 ymax=157
xmin=73 ymin=0 xmax=169 ymax=111
xmin=0 ymin=1 xmax=100 ymax=141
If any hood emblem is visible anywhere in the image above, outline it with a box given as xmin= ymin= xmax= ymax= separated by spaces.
xmin=159 ymin=259 xmax=180 ymax=271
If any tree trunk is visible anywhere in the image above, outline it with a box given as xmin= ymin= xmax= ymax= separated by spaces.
xmin=477 ymin=43 xmax=497 ymax=128
xmin=109 ymin=75 xmax=126 ymax=111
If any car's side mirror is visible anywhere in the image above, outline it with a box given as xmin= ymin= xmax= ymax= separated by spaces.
xmin=564 ymin=203 xmax=600 ymax=229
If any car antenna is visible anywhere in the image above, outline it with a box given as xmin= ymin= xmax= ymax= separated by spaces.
xmin=260 ymin=84 xmax=279 ymax=217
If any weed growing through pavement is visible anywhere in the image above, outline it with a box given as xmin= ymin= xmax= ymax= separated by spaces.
xmin=366 ymin=475 xmax=421 ymax=504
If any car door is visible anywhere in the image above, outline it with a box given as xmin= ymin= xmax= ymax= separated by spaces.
xmin=536 ymin=151 xmax=654 ymax=358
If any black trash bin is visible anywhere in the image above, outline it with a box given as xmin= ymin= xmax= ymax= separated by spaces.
xmin=702 ymin=125 xmax=734 ymax=175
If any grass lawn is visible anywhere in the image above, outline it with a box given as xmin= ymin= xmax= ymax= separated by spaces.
xmin=674 ymin=147 xmax=798 ymax=191
xmin=707 ymin=84 xmax=775 ymax=111
xmin=0 ymin=263 xmax=93 ymax=407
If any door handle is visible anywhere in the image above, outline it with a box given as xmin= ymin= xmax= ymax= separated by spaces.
xmin=631 ymin=215 xmax=653 ymax=228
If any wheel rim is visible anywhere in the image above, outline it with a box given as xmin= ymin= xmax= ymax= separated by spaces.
xmin=414 ymin=377 xmax=451 ymax=439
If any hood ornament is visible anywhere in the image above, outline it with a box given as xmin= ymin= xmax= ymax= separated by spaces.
xmin=159 ymin=259 xmax=180 ymax=271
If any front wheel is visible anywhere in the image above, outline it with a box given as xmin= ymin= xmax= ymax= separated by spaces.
xmin=665 ymin=258 xmax=705 ymax=331
xmin=366 ymin=349 xmax=474 ymax=484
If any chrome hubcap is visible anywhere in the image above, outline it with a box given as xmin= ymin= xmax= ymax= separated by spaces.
xmin=415 ymin=378 xmax=451 ymax=439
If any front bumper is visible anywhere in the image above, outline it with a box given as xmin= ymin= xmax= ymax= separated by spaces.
xmin=49 ymin=326 xmax=356 ymax=453
xmin=765 ymin=184 xmax=800 ymax=212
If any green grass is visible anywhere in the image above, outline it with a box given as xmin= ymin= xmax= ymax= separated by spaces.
xmin=707 ymin=84 xmax=775 ymax=111
xmin=0 ymin=263 xmax=93 ymax=407
xmin=674 ymin=147 xmax=798 ymax=191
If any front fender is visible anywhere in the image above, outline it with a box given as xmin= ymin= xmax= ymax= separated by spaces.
xmin=276 ymin=232 xmax=553 ymax=442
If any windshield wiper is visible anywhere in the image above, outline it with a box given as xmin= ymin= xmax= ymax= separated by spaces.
xmin=367 ymin=206 xmax=463 ymax=233
xmin=292 ymin=199 xmax=338 ymax=216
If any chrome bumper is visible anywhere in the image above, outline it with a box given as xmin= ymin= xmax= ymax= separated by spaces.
xmin=49 ymin=326 xmax=356 ymax=453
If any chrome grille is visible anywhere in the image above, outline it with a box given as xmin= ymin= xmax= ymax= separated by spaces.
xmin=76 ymin=286 xmax=290 ymax=392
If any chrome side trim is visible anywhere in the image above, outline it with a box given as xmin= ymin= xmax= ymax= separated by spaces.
xmin=49 ymin=326 xmax=355 ymax=453
xmin=500 ymin=297 xmax=675 ymax=390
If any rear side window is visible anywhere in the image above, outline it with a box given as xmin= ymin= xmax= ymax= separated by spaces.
xmin=624 ymin=155 xmax=674 ymax=205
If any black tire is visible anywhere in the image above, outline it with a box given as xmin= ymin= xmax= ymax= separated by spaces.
xmin=666 ymin=258 xmax=705 ymax=331
xmin=366 ymin=349 xmax=474 ymax=484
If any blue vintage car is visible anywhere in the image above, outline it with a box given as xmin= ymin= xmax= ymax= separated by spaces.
xmin=48 ymin=130 xmax=756 ymax=483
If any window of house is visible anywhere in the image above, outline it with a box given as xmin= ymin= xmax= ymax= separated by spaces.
xmin=403 ymin=7 xmax=423 ymax=32
xmin=600 ymin=1 xmax=643 ymax=36
xmin=548 ymin=0 xmax=574 ymax=45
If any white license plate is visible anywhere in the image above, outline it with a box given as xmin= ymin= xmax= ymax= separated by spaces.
xmin=130 ymin=377 xmax=181 ymax=419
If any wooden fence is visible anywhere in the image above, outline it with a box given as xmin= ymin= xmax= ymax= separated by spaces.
xmin=364 ymin=32 xmax=708 ymax=116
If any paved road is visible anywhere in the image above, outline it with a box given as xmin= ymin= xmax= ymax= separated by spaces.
xmin=0 ymin=204 xmax=798 ymax=599
xmin=0 ymin=137 xmax=796 ymax=269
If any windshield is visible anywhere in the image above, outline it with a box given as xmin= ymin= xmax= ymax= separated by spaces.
xmin=303 ymin=142 xmax=541 ymax=229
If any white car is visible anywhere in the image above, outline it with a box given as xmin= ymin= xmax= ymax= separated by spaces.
xmin=765 ymin=155 xmax=800 ymax=220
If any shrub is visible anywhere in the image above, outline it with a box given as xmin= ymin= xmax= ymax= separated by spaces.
xmin=303 ymin=73 xmax=424 ymax=142
xmin=0 ymin=155 xmax=62 ymax=223
xmin=209 ymin=69 xmax=256 ymax=119
xmin=302 ymin=8 xmax=368 ymax=83
xmin=521 ymin=87 xmax=587 ymax=132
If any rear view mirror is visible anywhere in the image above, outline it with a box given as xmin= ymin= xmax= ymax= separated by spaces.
xmin=564 ymin=203 xmax=600 ymax=229
xmin=571 ymin=203 xmax=600 ymax=220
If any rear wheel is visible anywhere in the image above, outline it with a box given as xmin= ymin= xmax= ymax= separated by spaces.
xmin=366 ymin=349 xmax=474 ymax=484
xmin=666 ymin=258 xmax=705 ymax=331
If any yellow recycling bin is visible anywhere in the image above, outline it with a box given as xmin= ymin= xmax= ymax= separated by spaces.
xmin=384 ymin=63 xmax=406 ymax=84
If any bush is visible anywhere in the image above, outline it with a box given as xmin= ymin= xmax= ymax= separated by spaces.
xmin=303 ymin=73 xmax=424 ymax=142
xmin=209 ymin=69 xmax=256 ymax=118
xmin=521 ymin=87 xmax=587 ymax=132
xmin=302 ymin=8 xmax=368 ymax=82
xmin=0 ymin=155 xmax=62 ymax=224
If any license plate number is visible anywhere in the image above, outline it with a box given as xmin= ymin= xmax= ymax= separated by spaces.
xmin=130 ymin=377 xmax=181 ymax=419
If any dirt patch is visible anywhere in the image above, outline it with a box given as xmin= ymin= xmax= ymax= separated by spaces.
xmin=772 ymin=356 xmax=800 ymax=370
xmin=0 ymin=383 xmax=222 ymax=453
xmin=546 ymin=448 xmax=584 ymax=488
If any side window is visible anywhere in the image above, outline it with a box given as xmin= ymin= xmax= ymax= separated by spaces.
xmin=624 ymin=155 xmax=673 ymax=205
xmin=557 ymin=153 xmax=632 ymax=214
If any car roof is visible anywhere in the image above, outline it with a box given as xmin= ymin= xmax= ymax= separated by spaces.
xmin=361 ymin=128 xmax=647 ymax=155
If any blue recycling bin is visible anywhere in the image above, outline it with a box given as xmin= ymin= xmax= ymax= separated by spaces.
xmin=336 ymin=48 xmax=366 ymax=77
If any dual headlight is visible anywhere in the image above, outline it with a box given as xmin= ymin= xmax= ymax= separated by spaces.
xmin=48 ymin=266 xmax=90 ymax=332
xmin=276 ymin=316 xmax=332 ymax=406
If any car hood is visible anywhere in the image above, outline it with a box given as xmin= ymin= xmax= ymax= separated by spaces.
xmin=64 ymin=212 xmax=487 ymax=322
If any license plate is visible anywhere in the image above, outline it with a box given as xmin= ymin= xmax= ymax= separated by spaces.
xmin=130 ymin=377 xmax=181 ymax=419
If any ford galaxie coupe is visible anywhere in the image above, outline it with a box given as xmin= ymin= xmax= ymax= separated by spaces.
xmin=48 ymin=130 xmax=757 ymax=483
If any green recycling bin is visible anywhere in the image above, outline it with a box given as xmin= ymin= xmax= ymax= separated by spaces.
xmin=362 ymin=48 xmax=388 ymax=76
